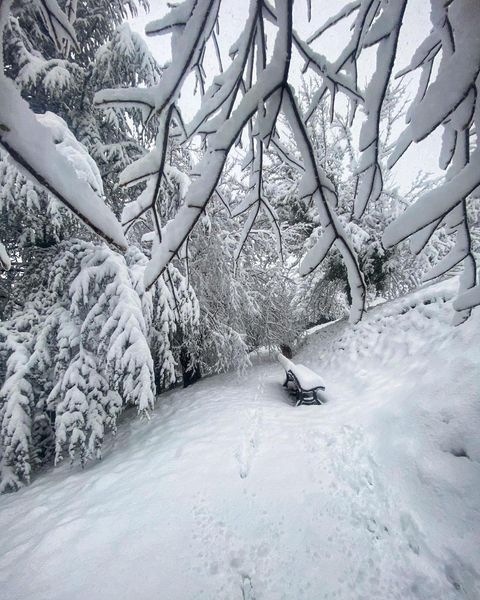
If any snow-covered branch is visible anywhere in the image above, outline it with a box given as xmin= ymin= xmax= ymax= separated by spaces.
xmin=384 ymin=0 xmax=480 ymax=324
xmin=0 ymin=0 xmax=127 ymax=250
xmin=95 ymin=0 xmax=480 ymax=321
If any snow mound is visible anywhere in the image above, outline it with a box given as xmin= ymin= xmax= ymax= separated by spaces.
xmin=36 ymin=112 xmax=104 ymax=197
xmin=0 ymin=277 xmax=479 ymax=600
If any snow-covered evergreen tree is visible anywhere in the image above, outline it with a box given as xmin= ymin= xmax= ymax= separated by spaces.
xmin=0 ymin=10 xmax=198 ymax=488
xmin=0 ymin=239 xmax=197 ymax=492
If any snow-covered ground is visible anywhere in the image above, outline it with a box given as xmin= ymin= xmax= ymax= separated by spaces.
xmin=0 ymin=278 xmax=479 ymax=600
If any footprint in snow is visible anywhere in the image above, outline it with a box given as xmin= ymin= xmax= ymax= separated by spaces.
xmin=235 ymin=408 xmax=262 ymax=479
xmin=241 ymin=574 xmax=255 ymax=600
xmin=236 ymin=430 xmax=258 ymax=479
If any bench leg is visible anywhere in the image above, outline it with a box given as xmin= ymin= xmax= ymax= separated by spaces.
xmin=295 ymin=389 xmax=303 ymax=407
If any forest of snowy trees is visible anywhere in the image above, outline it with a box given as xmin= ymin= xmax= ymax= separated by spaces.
xmin=0 ymin=0 xmax=479 ymax=492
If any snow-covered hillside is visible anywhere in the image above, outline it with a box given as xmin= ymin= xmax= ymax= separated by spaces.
xmin=0 ymin=278 xmax=479 ymax=600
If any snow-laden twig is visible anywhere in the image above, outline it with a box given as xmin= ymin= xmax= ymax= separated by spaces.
xmin=384 ymin=0 xmax=479 ymax=323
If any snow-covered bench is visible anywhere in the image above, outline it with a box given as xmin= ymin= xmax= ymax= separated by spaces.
xmin=277 ymin=353 xmax=326 ymax=406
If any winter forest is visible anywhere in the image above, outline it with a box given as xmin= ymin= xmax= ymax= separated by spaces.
xmin=0 ymin=0 xmax=479 ymax=598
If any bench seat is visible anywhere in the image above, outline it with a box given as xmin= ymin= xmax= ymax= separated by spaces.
xmin=289 ymin=364 xmax=325 ymax=392
xmin=277 ymin=353 xmax=326 ymax=405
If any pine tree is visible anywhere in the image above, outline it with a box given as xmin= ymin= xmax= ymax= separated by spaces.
xmin=0 ymin=240 xmax=198 ymax=492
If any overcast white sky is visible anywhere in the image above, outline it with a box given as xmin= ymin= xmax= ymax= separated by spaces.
xmin=129 ymin=1 xmax=441 ymax=193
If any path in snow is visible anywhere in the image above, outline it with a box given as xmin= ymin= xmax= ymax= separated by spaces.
xmin=0 ymin=278 xmax=479 ymax=599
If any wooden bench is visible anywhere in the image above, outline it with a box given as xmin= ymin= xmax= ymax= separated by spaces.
xmin=277 ymin=353 xmax=326 ymax=406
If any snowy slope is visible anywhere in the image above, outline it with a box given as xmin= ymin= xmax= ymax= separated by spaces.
xmin=0 ymin=277 xmax=479 ymax=600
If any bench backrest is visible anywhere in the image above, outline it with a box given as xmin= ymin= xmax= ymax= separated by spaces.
xmin=277 ymin=352 xmax=295 ymax=372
